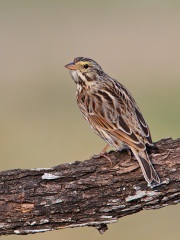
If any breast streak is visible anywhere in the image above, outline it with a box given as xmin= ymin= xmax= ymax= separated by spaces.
xmin=77 ymin=89 xmax=121 ymax=147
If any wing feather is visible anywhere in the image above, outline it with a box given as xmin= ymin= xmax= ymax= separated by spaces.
xmin=88 ymin=114 xmax=145 ymax=150
xmin=135 ymin=108 xmax=153 ymax=145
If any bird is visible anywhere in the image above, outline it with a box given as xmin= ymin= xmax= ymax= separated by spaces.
xmin=65 ymin=57 xmax=160 ymax=186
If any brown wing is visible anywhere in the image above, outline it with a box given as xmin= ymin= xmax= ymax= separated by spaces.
xmin=135 ymin=108 xmax=153 ymax=145
xmin=112 ymin=80 xmax=153 ymax=146
xmin=88 ymin=114 xmax=145 ymax=150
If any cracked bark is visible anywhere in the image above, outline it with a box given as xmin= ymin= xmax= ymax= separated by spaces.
xmin=0 ymin=137 xmax=179 ymax=236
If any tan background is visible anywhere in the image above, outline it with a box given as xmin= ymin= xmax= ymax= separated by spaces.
xmin=0 ymin=0 xmax=180 ymax=239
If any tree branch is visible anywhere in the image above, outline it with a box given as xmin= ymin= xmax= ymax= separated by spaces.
xmin=0 ymin=138 xmax=179 ymax=236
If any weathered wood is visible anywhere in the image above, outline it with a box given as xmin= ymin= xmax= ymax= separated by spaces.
xmin=0 ymin=138 xmax=179 ymax=236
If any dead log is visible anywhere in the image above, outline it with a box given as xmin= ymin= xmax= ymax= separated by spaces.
xmin=0 ymin=137 xmax=179 ymax=236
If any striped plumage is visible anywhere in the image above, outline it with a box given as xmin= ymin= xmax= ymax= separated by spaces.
xmin=65 ymin=57 xmax=160 ymax=185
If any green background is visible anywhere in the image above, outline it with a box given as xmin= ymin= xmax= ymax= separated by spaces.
xmin=0 ymin=1 xmax=179 ymax=239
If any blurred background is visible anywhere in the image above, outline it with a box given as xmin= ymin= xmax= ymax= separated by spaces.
xmin=0 ymin=0 xmax=179 ymax=239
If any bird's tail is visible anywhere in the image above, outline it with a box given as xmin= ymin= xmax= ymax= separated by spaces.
xmin=130 ymin=148 xmax=160 ymax=185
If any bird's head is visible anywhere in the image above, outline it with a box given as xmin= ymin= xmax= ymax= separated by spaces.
xmin=65 ymin=57 xmax=104 ymax=86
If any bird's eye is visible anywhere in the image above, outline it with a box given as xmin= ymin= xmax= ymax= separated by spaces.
xmin=84 ymin=64 xmax=89 ymax=69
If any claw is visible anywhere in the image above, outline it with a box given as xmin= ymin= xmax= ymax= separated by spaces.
xmin=91 ymin=144 xmax=112 ymax=165
xmin=92 ymin=152 xmax=112 ymax=165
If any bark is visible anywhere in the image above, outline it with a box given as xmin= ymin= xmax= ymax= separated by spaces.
xmin=0 ymin=137 xmax=179 ymax=236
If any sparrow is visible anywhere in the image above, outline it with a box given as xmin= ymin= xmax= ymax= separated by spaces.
xmin=65 ymin=57 xmax=160 ymax=185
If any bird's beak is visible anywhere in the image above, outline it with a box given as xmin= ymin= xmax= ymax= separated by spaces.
xmin=65 ymin=62 xmax=77 ymax=70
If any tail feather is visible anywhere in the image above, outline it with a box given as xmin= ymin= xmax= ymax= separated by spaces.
xmin=131 ymin=148 xmax=160 ymax=185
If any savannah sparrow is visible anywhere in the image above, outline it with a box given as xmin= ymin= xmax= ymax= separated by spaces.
xmin=65 ymin=57 xmax=160 ymax=185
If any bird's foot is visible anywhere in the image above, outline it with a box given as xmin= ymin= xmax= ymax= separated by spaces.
xmin=91 ymin=144 xmax=112 ymax=165
xmin=92 ymin=152 xmax=112 ymax=165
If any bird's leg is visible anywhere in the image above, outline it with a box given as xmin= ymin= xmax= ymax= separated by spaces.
xmin=91 ymin=144 xmax=112 ymax=165
xmin=100 ymin=144 xmax=110 ymax=155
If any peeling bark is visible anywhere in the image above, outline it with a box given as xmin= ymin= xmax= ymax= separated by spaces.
xmin=0 ymin=137 xmax=179 ymax=236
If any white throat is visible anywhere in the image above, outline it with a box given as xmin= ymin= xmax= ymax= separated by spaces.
xmin=70 ymin=70 xmax=96 ymax=93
